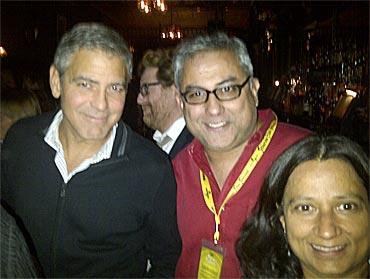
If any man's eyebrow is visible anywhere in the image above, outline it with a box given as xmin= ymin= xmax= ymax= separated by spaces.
xmin=215 ymin=77 xmax=238 ymax=87
xmin=184 ymin=77 xmax=238 ymax=91
xmin=111 ymin=81 xmax=125 ymax=86
xmin=72 ymin=76 xmax=99 ymax=85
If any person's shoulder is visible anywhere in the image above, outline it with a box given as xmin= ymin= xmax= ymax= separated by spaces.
xmin=170 ymin=127 xmax=194 ymax=159
xmin=4 ymin=112 xmax=54 ymax=144
xmin=276 ymin=121 xmax=312 ymax=138
xmin=180 ymin=126 xmax=194 ymax=143
xmin=1 ymin=205 xmax=16 ymax=228
xmin=8 ymin=112 xmax=54 ymax=134
xmin=259 ymin=109 xmax=311 ymax=137
xmin=172 ymin=139 xmax=195 ymax=166
xmin=125 ymin=125 xmax=169 ymax=163
xmin=272 ymin=121 xmax=313 ymax=151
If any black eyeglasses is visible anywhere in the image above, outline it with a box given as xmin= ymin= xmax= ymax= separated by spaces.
xmin=139 ymin=82 xmax=161 ymax=96
xmin=180 ymin=76 xmax=251 ymax=105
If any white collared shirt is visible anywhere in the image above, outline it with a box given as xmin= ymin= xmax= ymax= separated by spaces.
xmin=153 ymin=117 xmax=186 ymax=154
xmin=44 ymin=110 xmax=117 ymax=183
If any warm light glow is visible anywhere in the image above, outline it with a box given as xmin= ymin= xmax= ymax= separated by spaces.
xmin=137 ymin=0 xmax=167 ymax=13
xmin=266 ymin=30 xmax=273 ymax=52
xmin=345 ymin=89 xmax=358 ymax=97
xmin=274 ymin=80 xmax=280 ymax=87
xmin=160 ymin=3 xmax=166 ymax=12
xmin=0 ymin=46 xmax=7 ymax=57
xmin=161 ymin=25 xmax=182 ymax=40
xmin=290 ymin=78 xmax=297 ymax=86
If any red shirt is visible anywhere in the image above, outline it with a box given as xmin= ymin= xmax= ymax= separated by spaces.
xmin=173 ymin=109 xmax=311 ymax=278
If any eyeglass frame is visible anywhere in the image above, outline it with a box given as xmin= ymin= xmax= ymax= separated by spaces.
xmin=180 ymin=76 xmax=252 ymax=105
xmin=139 ymin=82 xmax=161 ymax=97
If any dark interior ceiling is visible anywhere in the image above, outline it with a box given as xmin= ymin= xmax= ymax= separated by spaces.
xmin=2 ymin=1 xmax=367 ymax=42
xmin=87 ymin=1 xmax=368 ymax=31
xmin=1 ymin=0 xmax=368 ymax=80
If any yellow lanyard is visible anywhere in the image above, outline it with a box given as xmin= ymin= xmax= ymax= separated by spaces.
xmin=200 ymin=116 xmax=277 ymax=245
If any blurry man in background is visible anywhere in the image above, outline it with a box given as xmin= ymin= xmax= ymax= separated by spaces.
xmin=137 ymin=48 xmax=193 ymax=159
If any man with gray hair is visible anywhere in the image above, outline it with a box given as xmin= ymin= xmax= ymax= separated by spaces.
xmin=1 ymin=22 xmax=181 ymax=277
xmin=172 ymin=32 xmax=311 ymax=278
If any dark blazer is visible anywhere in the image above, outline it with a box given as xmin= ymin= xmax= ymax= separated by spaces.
xmin=169 ymin=126 xmax=193 ymax=159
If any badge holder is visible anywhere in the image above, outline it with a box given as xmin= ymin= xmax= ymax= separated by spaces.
xmin=197 ymin=239 xmax=226 ymax=279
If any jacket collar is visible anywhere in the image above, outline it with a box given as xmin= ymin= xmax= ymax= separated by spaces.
xmin=41 ymin=110 xmax=129 ymax=159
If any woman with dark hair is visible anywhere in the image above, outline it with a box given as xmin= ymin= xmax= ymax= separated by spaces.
xmin=237 ymin=135 xmax=369 ymax=278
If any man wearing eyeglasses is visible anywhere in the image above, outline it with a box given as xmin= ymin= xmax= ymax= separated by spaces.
xmin=137 ymin=48 xmax=193 ymax=159
xmin=172 ymin=32 xmax=311 ymax=278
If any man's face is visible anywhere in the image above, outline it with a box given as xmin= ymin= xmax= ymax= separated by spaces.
xmin=137 ymin=66 xmax=177 ymax=132
xmin=180 ymin=50 xmax=259 ymax=153
xmin=50 ymin=49 xmax=126 ymax=144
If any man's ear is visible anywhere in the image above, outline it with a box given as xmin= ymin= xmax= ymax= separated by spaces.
xmin=279 ymin=215 xmax=286 ymax=233
xmin=174 ymin=86 xmax=184 ymax=110
xmin=49 ymin=65 xmax=62 ymax=99
xmin=250 ymin=77 xmax=260 ymax=107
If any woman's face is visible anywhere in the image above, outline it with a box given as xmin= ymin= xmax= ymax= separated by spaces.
xmin=280 ymin=158 xmax=369 ymax=278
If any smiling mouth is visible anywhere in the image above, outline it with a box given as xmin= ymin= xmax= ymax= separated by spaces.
xmin=206 ymin=121 xmax=226 ymax=129
xmin=86 ymin=115 xmax=107 ymax=122
xmin=311 ymin=244 xmax=346 ymax=253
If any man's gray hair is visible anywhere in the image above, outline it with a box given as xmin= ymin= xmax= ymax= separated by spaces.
xmin=53 ymin=22 xmax=133 ymax=84
xmin=173 ymin=32 xmax=254 ymax=89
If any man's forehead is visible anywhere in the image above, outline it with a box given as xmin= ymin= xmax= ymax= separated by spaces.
xmin=142 ymin=66 xmax=158 ymax=77
xmin=66 ymin=49 xmax=125 ymax=69
xmin=62 ymin=49 xmax=126 ymax=82
xmin=186 ymin=49 xmax=236 ymax=62
xmin=69 ymin=48 xmax=124 ymax=62
xmin=181 ymin=50 xmax=242 ymax=84
xmin=182 ymin=50 xmax=239 ymax=75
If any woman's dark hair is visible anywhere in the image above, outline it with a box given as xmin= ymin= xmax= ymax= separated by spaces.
xmin=236 ymin=135 xmax=369 ymax=278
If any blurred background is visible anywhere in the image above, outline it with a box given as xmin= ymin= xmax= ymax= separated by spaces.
xmin=1 ymin=0 xmax=368 ymax=152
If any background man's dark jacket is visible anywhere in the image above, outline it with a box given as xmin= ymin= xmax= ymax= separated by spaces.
xmin=169 ymin=127 xmax=193 ymax=160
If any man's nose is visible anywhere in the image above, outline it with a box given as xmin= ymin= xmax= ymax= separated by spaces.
xmin=205 ymin=93 xmax=223 ymax=115
xmin=92 ymin=90 xmax=108 ymax=110
xmin=137 ymin=92 xmax=145 ymax=105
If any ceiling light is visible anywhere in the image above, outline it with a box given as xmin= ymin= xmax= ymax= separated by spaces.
xmin=137 ymin=0 xmax=167 ymax=14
